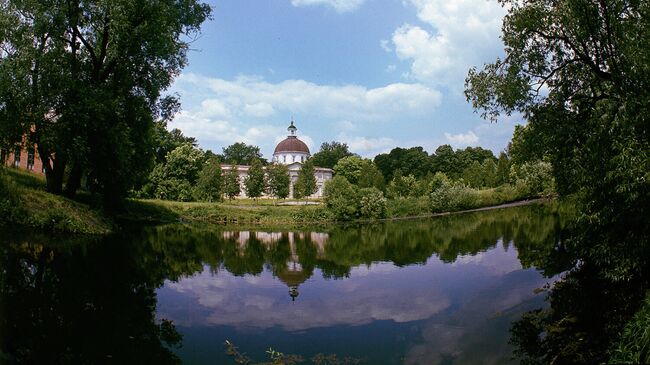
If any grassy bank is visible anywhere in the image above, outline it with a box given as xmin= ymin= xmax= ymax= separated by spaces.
xmin=120 ymin=198 xmax=328 ymax=227
xmin=0 ymin=169 xmax=113 ymax=234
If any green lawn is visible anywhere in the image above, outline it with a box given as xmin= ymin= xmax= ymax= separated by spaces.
xmin=1 ymin=168 xmax=113 ymax=234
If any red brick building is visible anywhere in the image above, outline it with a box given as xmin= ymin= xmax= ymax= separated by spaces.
xmin=0 ymin=143 xmax=45 ymax=175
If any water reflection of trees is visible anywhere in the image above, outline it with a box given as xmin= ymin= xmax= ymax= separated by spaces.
xmin=134 ymin=201 xmax=573 ymax=283
xmin=0 ymin=232 xmax=183 ymax=364
xmin=0 ymin=202 xmax=572 ymax=363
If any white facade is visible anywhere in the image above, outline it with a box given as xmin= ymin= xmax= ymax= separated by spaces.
xmin=221 ymin=164 xmax=333 ymax=199
xmin=272 ymin=152 xmax=310 ymax=164
xmin=222 ymin=120 xmax=332 ymax=199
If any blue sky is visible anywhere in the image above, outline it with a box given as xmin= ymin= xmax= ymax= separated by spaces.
xmin=168 ymin=0 xmax=520 ymax=158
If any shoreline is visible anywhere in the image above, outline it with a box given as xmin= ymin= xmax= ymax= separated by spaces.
xmin=2 ymin=168 xmax=554 ymax=234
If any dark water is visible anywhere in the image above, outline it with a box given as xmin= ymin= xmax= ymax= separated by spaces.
xmin=0 ymin=202 xmax=573 ymax=364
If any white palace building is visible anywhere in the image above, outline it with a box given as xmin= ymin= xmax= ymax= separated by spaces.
xmin=222 ymin=121 xmax=333 ymax=199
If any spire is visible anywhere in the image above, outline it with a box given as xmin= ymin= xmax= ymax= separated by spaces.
xmin=288 ymin=118 xmax=297 ymax=136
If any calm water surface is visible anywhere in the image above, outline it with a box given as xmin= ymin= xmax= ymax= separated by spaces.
xmin=0 ymin=202 xmax=571 ymax=364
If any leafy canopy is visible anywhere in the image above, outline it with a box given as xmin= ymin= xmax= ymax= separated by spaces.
xmin=311 ymin=141 xmax=355 ymax=169
xmin=0 ymin=0 xmax=211 ymax=208
xmin=222 ymin=142 xmax=264 ymax=166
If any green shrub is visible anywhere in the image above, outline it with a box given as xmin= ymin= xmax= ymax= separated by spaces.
xmin=323 ymin=176 xmax=359 ymax=220
xmin=154 ymin=178 xmax=195 ymax=202
xmin=510 ymin=160 xmax=555 ymax=197
xmin=386 ymin=196 xmax=431 ymax=217
xmin=359 ymin=187 xmax=387 ymax=219
xmin=291 ymin=206 xmax=333 ymax=222
xmin=387 ymin=173 xmax=417 ymax=198
xmin=609 ymin=292 xmax=650 ymax=364
xmin=430 ymin=181 xmax=479 ymax=213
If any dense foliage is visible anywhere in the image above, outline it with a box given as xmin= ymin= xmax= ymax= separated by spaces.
xmin=194 ymin=156 xmax=223 ymax=202
xmin=243 ymin=158 xmax=265 ymax=200
xmin=222 ymin=167 xmax=241 ymax=200
xmin=265 ymin=163 xmax=291 ymax=200
xmin=145 ymin=144 xmax=205 ymax=202
xmin=0 ymin=0 xmax=211 ymax=209
xmin=222 ymin=142 xmax=264 ymax=165
xmin=294 ymin=160 xmax=318 ymax=199
xmin=465 ymin=0 xmax=650 ymax=362
xmin=310 ymin=141 xmax=355 ymax=169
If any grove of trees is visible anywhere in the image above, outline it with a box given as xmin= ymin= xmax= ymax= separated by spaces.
xmin=465 ymin=0 xmax=650 ymax=363
xmin=0 ymin=0 xmax=212 ymax=210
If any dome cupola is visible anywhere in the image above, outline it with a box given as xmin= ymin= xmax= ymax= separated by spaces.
xmin=272 ymin=119 xmax=311 ymax=164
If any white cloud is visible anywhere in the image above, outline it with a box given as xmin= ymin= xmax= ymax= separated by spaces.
xmin=338 ymin=134 xmax=397 ymax=157
xmin=182 ymin=74 xmax=441 ymax=122
xmin=243 ymin=102 xmax=275 ymax=118
xmin=162 ymin=263 xmax=450 ymax=331
xmin=392 ymin=0 xmax=506 ymax=89
xmin=170 ymin=73 xmax=441 ymax=155
xmin=291 ymin=0 xmax=365 ymax=13
xmin=169 ymin=111 xmax=282 ymax=149
xmin=444 ymin=130 xmax=479 ymax=147
xmin=336 ymin=120 xmax=357 ymax=132
xmin=380 ymin=39 xmax=392 ymax=52
xmin=199 ymin=99 xmax=231 ymax=118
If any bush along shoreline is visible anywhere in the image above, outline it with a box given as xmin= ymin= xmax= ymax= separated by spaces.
xmin=323 ymin=160 xmax=555 ymax=221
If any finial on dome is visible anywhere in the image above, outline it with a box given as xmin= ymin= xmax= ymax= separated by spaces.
xmin=288 ymin=118 xmax=297 ymax=136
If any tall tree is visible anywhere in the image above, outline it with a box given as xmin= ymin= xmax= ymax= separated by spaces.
xmin=265 ymin=163 xmax=290 ymax=200
xmin=374 ymin=147 xmax=430 ymax=181
xmin=244 ymin=158 xmax=265 ymax=200
xmin=0 ymin=0 xmax=211 ymax=207
xmin=310 ymin=141 xmax=355 ymax=169
xmin=333 ymin=156 xmax=382 ymax=187
xmin=147 ymin=143 xmax=204 ymax=201
xmin=461 ymin=161 xmax=484 ymax=188
xmin=222 ymin=166 xmax=241 ymax=200
xmin=194 ymin=155 xmax=223 ymax=202
xmin=294 ymin=160 xmax=317 ymax=199
xmin=465 ymin=0 xmax=650 ymax=362
xmin=222 ymin=142 xmax=264 ymax=166
xmin=152 ymin=121 xmax=198 ymax=165
xmin=495 ymin=152 xmax=510 ymax=186
xmin=430 ymin=145 xmax=460 ymax=178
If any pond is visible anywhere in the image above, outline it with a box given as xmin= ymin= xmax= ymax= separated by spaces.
xmin=0 ymin=202 xmax=572 ymax=364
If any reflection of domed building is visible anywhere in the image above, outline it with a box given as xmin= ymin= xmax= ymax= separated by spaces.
xmin=275 ymin=232 xmax=310 ymax=301
xmin=222 ymin=120 xmax=333 ymax=198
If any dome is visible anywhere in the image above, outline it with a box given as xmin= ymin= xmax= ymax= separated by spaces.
xmin=274 ymin=136 xmax=310 ymax=154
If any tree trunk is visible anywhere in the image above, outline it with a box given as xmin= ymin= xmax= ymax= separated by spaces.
xmin=64 ymin=163 xmax=83 ymax=198
xmin=38 ymin=145 xmax=66 ymax=195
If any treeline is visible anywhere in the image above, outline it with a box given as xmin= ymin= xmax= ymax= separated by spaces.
xmin=314 ymin=139 xmax=554 ymax=220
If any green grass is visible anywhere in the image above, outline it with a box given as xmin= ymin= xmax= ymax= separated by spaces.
xmin=121 ymin=198 xmax=329 ymax=227
xmin=609 ymin=291 xmax=650 ymax=364
xmin=1 ymin=168 xmax=113 ymax=234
